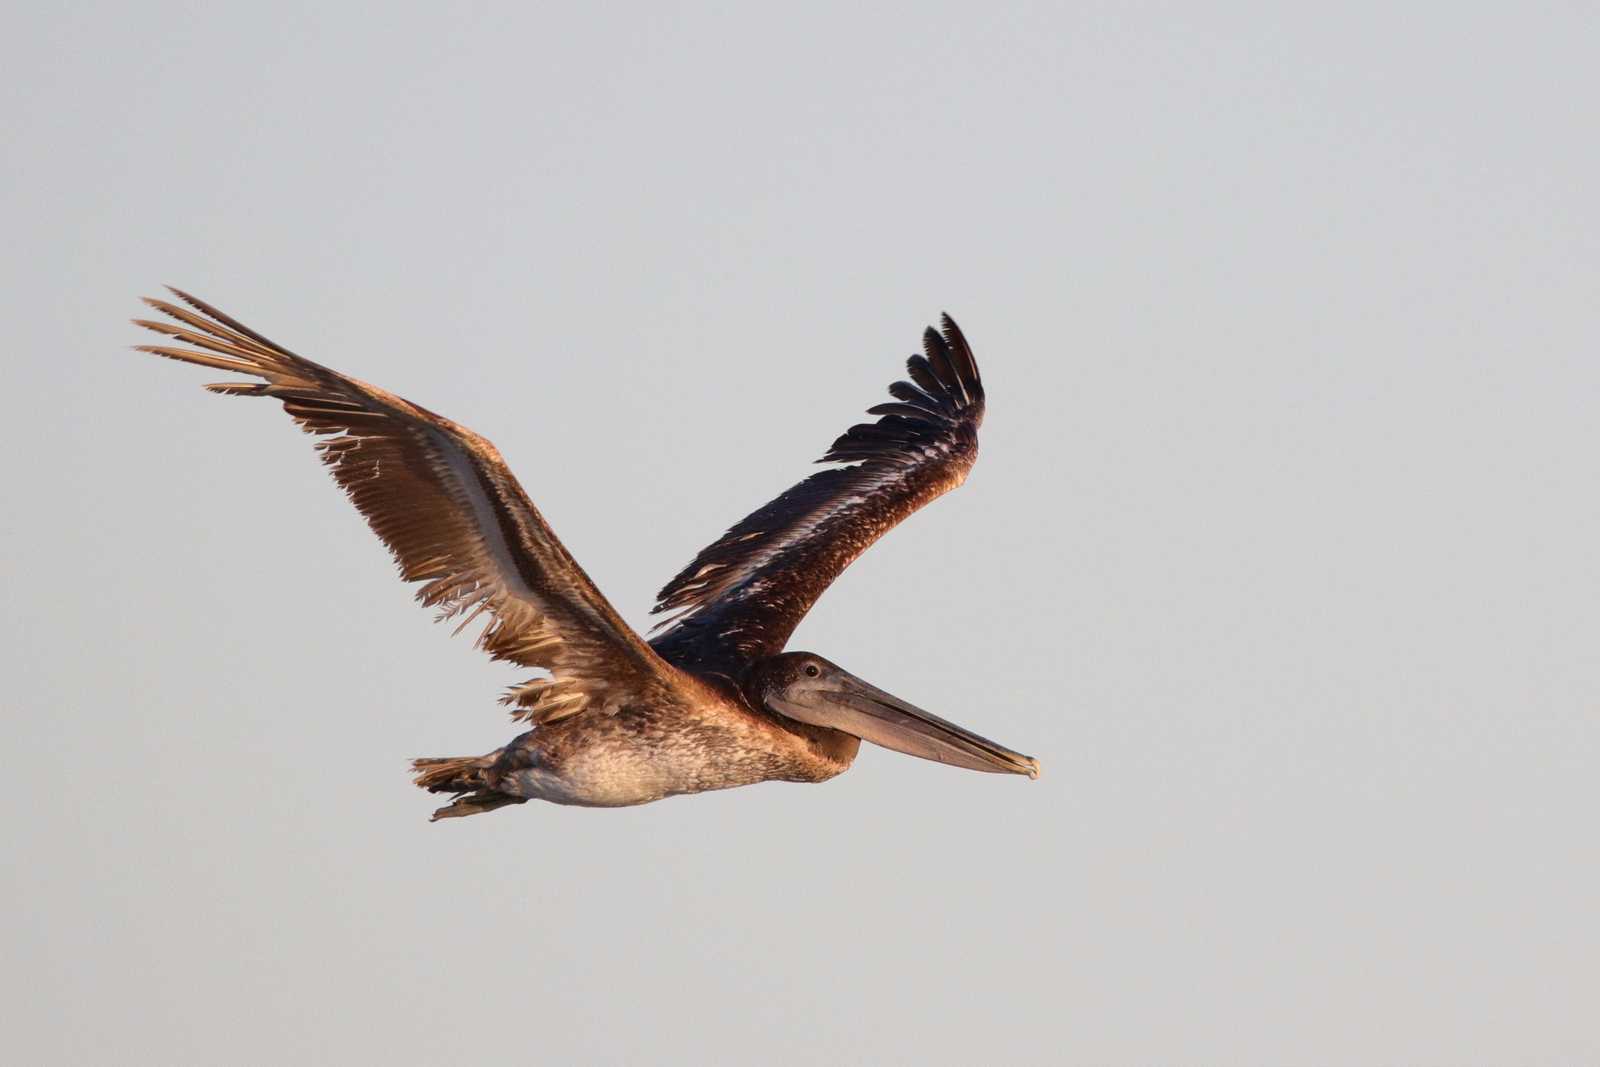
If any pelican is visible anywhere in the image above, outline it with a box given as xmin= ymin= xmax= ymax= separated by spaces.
xmin=133 ymin=290 xmax=1038 ymax=819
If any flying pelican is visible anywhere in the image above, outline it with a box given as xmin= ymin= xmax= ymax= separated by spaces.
xmin=133 ymin=290 xmax=1038 ymax=819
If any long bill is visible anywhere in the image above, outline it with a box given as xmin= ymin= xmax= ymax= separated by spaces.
xmin=773 ymin=675 xmax=1040 ymax=778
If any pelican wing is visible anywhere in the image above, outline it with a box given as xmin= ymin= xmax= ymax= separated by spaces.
xmin=135 ymin=289 xmax=678 ymax=723
xmin=649 ymin=315 xmax=984 ymax=673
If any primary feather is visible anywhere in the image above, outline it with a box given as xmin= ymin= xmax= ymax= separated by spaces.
xmin=134 ymin=288 xmax=681 ymax=723
xmin=649 ymin=315 xmax=985 ymax=674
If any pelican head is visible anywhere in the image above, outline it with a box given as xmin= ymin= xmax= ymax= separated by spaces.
xmin=750 ymin=652 xmax=1039 ymax=778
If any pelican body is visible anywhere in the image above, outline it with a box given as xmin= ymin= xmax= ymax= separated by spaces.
xmin=134 ymin=290 xmax=1038 ymax=819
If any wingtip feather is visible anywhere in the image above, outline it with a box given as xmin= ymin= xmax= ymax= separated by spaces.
xmin=649 ymin=313 xmax=987 ymax=655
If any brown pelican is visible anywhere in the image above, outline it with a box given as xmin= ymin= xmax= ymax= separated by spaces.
xmin=134 ymin=289 xmax=1039 ymax=819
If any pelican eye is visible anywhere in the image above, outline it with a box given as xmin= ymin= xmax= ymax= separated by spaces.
xmin=804 ymin=663 xmax=820 ymax=678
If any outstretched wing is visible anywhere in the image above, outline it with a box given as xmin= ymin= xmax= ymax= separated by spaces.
xmin=649 ymin=315 xmax=984 ymax=674
xmin=135 ymin=288 xmax=679 ymax=723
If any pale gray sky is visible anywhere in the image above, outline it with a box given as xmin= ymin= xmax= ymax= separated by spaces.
xmin=4 ymin=3 xmax=1597 ymax=1064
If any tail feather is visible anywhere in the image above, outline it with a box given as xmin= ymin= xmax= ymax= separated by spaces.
xmin=411 ymin=752 xmax=524 ymax=822
xmin=412 ymin=754 xmax=491 ymax=792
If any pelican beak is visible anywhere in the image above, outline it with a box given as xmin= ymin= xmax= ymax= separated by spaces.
xmin=775 ymin=673 xmax=1040 ymax=778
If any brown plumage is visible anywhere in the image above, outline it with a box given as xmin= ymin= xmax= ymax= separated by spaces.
xmin=134 ymin=289 xmax=1037 ymax=820
xmin=648 ymin=316 xmax=985 ymax=674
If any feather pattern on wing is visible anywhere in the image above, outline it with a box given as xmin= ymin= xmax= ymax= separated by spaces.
xmin=649 ymin=315 xmax=984 ymax=674
xmin=134 ymin=288 xmax=679 ymax=723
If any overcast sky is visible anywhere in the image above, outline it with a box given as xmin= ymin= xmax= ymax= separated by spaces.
xmin=4 ymin=3 xmax=1597 ymax=1064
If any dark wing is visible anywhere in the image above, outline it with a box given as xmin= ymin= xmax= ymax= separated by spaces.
xmin=134 ymin=288 xmax=680 ymax=723
xmin=649 ymin=315 xmax=984 ymax=674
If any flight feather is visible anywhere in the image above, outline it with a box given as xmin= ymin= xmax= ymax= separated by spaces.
xmin=134 ymin=289 xmax=679 ymax=723
xmin=649 ymin=315 xmax=985 ymax=673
